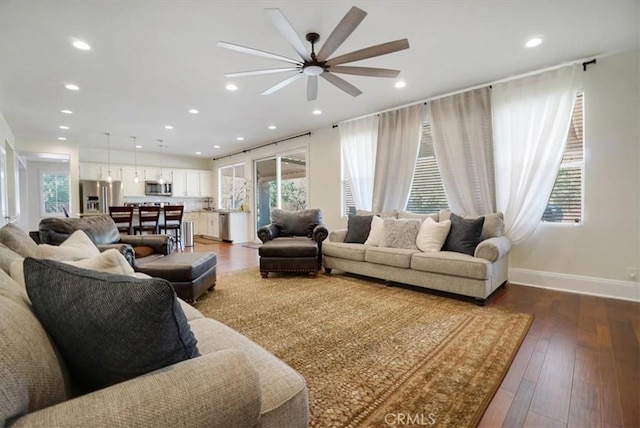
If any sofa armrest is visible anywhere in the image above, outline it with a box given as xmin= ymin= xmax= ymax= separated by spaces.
xmin=10 ymin=350 xmax=261 ymax=428
xmin=97 ymin=243 xmax=135 ymax=267
xmin=329 ymin=229 xmax=347 ymax=243
xmin=118 ymin=235 xmax=174 ymax=256
xmin=257 ymin=224 xmax=280 ymax=243
xmin=474 ymin=236 xmax=512 ymax=262
xmin=312 ymin=224 xmax=329 ymax=242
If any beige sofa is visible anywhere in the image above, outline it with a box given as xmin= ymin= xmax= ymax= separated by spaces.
xmin=0 ymin=222 xmax=309 ymax=427
xmin=323 ymin=210 xmax=511 ymax=305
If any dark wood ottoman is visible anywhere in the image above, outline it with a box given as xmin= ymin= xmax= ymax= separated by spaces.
xmin=135 ymin=252 xmax=217 ymax=304
xmin=258 ymin=237 xmax=319 ymax=278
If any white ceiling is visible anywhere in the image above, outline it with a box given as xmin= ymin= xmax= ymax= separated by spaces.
xmin=1 ymin=1 xmax=638 ymax=159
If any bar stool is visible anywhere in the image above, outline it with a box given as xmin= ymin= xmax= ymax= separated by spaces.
xmin=109 ymin=206 xmax=134 ymax=235
xmin=133 ymin=206 xmax=161 ymax=235
xmin=161 ymin=205 xmax=185 ymax=249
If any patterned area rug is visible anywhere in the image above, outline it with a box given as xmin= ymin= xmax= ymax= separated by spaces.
xmin=195 ymin=270 xmax=532 ymax=427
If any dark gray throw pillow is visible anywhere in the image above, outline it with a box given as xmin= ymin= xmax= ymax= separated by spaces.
xmin=344 ymin=215 xmax=374 ymax=244
xmin=23 ymin=257 xmax=200 ymax=393
xmin=442 ymin=213 xmax=485 ymax=256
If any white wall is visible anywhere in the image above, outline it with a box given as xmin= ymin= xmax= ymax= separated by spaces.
xmin=0 ymin=113 xmax=16 ymax=226
xmin=80 ymin=147 xmax=213 ymax=170
xmin=24 ymin=160 xmax=70 ymax=231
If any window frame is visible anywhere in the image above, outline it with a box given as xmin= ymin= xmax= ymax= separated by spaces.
xmin=39 ymin=170 xmax=70 ymax=217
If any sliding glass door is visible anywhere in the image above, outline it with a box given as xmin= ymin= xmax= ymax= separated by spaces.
xmin=255 ymin=151 xmax=307 ymax=230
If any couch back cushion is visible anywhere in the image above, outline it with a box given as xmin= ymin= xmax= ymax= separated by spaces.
xmin=439 ymin=209 xmax=504 ymax=241
xmin=381 ymin=218 xmax=422 ymax=250
xmin=0 ymin=243 xmax=23 ymax=274
xmin=271 ymin=209 xmax=322 ymax=238
xmin=0 ymin=271 xmax=69 ymax=423
xmin=39 ymin=215 xmax=120 ymax=246
xmin=0 ymin=223 xmax=38 ymax=258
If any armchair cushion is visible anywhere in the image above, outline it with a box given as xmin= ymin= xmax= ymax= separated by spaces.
xmin=271 ymin=208 xmax=322 ymax=238
xmin=23 ymin=258 xmax=200 ymax=393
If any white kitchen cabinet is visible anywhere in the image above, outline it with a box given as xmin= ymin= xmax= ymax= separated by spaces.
xmin=228 ymin=211 xmax=249 ymax=242
xmin=79 ymin=162 xmax=123 ymax=182
xmin=195 ymin=212 xmax=208 ymax=236
xmin=209 ymin=212 xmax=219 ymax=239
xmin=171 ymin=169 xmax=187 ymax=197
xmin=199 ymin=170 xmax=212 ymax=197
xmin=120 ymin=166 xmax=145 ymax=197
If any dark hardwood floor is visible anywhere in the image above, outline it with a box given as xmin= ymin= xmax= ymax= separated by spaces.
xmin=182 ymin=239 xmax=640 ymax=428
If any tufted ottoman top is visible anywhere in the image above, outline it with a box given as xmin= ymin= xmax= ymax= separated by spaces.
xmin=259 ymin=238 xmax=319 ymax=258
xmin=135 ymin=252 xmax=217 ymax=282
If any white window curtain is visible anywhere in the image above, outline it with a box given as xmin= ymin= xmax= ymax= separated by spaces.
xmin=428 ymin=87 xmax=495 ymax=215
xmin=339 ymin=115 xmax=378 ymax=211
xmin=372 ymin=104 xmax=424 ymax=212
xmin=492 ymin=64 xmax=580 ymax=244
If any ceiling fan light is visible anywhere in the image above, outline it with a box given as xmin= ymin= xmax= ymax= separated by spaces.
xmin=303 ymin=65 xmax=324 ymax=76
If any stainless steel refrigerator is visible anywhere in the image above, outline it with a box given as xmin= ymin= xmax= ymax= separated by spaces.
xmin=79 ymin=180 xmax=124 ymax=214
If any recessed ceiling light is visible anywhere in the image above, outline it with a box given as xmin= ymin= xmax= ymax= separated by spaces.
xmin=188 ymin=109 xmax=199 ymax=114
xmin=312 ymin=109 xmax=322 ymax=115
xmin=213 ymin=145 xmax=221 ymax=149
xmin=236 ymin=137 xmax=244 ymax=141
xmin=58 ymin=137 xmax=67 ymax=141
xmin=225 ymin=83 xmax=238 ymax=91
xmin=525 ymin=37 xmax=543 ymax=48
xmin=72 ymin=40 xmax=91 ymax=51
xmin=135 ymin=145 xmax=143 ymax=149
xmin=59 ymin=125 xmax=69 ymax=130
xmin=164 ymin=125 xmax=174 ymax=130
xmin=65 ymin=83 xmax=79 ymax=91
xmin=60 ymin=109 xmax=73 ymax=114
xmin=195 ymin=151 xmax=202 ymax=155
xmin=268 ymin=125 xmax=277 ymax=130
xmin=394 ymin=80 xmax=406 ymax=89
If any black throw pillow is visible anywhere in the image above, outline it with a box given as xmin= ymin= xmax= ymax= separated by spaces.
xmin=442 ymin=213 xmax=485 ymax=256
xmin=23 ymin=257 xmax=200 ymax=393
xmin=344 ymin=215 xmax=374 ymax=244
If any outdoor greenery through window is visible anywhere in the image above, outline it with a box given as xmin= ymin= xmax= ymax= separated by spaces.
xmin=219 ymin=163 xmax=247 ymax=210
xmin=542 ymin=92 xmax=584 ymax=223
xmin=41 ymin=171 xmax=69 ymax=216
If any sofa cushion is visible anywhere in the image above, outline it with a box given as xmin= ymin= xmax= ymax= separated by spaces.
xmin=381 ymin=218 xmax=422 ymax=250
xmin=416 ymin=218 xmax=451 ymax=252
xmin=322 ymin=241 xmax=367 ymax=262
xmin=23 ymin=258 xmax=200 ymax=393
xmin=0 ymin=278 xmax=69 ymax=423
xmin=411 ymin=251 xmax=491 ymax=280
xmin=271 ymin=209 xmax=322 ymax=238
xmin=364 ymin=215 xmax=384 ymax=246
xmin=344 ymin=215 xmax=373 ymax=244
xmin=0 ymin=243 xmax=23 ymax=274
xmin=365 ymin=246 xmax=419 ymax=268
xmin=398 ymin=210 xmax=439 ymax=222
xmin=439 ymin=210 xmax=504 ymax=241
xmin=0 ymin=223 xmax=38 ymax=258
xmin=34 ymin=230 xmax=100 ymax=261
xmin=442 ymin=213 xmax=485 ymax=256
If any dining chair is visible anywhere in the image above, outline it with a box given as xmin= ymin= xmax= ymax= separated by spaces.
xmin=133 ymin=206 xmax=161 ymax=235
xmin=161 ymin=205 xmax=185 ymax=249
xmin=109 ymin=206 xmax=134 ymax=235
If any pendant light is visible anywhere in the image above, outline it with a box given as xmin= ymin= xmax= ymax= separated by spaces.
xmin=132 ymin=136 xmax=139 ymax=183
xmin=158 ymin=139 xmax=165 ymax=185
xmin=105 ymin=132 xmax=112 ymax=183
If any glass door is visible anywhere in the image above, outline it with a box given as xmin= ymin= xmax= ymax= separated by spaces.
xmin=255 ymin=150 xmax=307 ymax=231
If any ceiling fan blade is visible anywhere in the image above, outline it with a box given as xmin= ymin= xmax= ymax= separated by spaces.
xmin=224 ymin=67 xmax=300 ymax=78
xmin=316 ymin=6 xmax=367 ymax=62
xmin=307 ymin=76 xmax=318 ymax=101
xmin=325 ymin=39 xmax=410 ymax=66
xmin=217 ymin=41 xmax=302 ymax=66
xmin=261 ymin=73 xmax=304 ymax=96
xmin=265 ymin=8 xmax=311 ymax=61
xmin=321 ymin=72 xmax=362 ymax=97
xmin=328 ymin=66 xmax=400 ymax=78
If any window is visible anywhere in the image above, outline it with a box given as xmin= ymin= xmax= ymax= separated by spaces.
xmin=542 ymin=92 xmax=584 ymax=223
xmin=41 ymin=171 xmax=69 ymax=216
xmin=406 ymin=122 xmax=449 ymax=213
xmin=218 ymin=163 xmax=246 ymax=210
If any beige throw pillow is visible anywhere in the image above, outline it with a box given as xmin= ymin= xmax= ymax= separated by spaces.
xmin=34 ymin=230 xmax=100 ymax=261
xmin=416 ymin=218 xmax=452 ymax=252
xmin=364 ymin=216 xmax=385 ymax=246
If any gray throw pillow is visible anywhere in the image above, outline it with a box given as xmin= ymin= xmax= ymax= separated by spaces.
xmin=442 ymin=213 xmax=485 ymax=256
xmin=23 ymin=257 xmax=200 ymax=393
xmin=380 ymin=218 xmax=422 ymax=250
xmin=344 ymin=215 xmax=373 ymax=244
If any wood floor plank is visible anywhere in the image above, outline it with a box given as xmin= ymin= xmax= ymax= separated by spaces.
xmin=478 ymin=388 xmax=514 ymax=428
xmin=597 ymin=302 xmax=625 ymax=428
xmin=503 ymin=379 xmax=537 ymax=427
xmin=524 ymin=410 xmax=567 ymax=428
xmin=568 ymin=377 xmax=602 ymax=428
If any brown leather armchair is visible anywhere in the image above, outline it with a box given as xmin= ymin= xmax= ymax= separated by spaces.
xmin=257 ymin=208 xmax=328 ymax=277
xmin=37 ymin=215 xmax=174 ymax=267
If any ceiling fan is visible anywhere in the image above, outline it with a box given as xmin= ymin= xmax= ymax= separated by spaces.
xmin=217 ymin=6 xmax=409 ymax=101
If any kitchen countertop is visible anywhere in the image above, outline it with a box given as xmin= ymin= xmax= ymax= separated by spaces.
xmin=185 ymin=209 xmax=250 ymax=214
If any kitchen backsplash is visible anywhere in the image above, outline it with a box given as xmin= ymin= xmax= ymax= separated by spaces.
xmin=123 ymin=197 xmax=214 ymax=211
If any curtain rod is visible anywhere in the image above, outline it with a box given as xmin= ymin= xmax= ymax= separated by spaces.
xmin=333 ymin=56 xmax=597 ymax=127
xmin=212 ymin=132 xmax=312 ymax=161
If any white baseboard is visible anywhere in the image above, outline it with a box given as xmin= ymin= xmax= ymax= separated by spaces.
xmin=508 ymin=268 xmax=640 ymax=302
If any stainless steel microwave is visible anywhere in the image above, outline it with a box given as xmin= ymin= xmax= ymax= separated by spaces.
xmin=145 ymin=181 xmax=172 ymax=196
